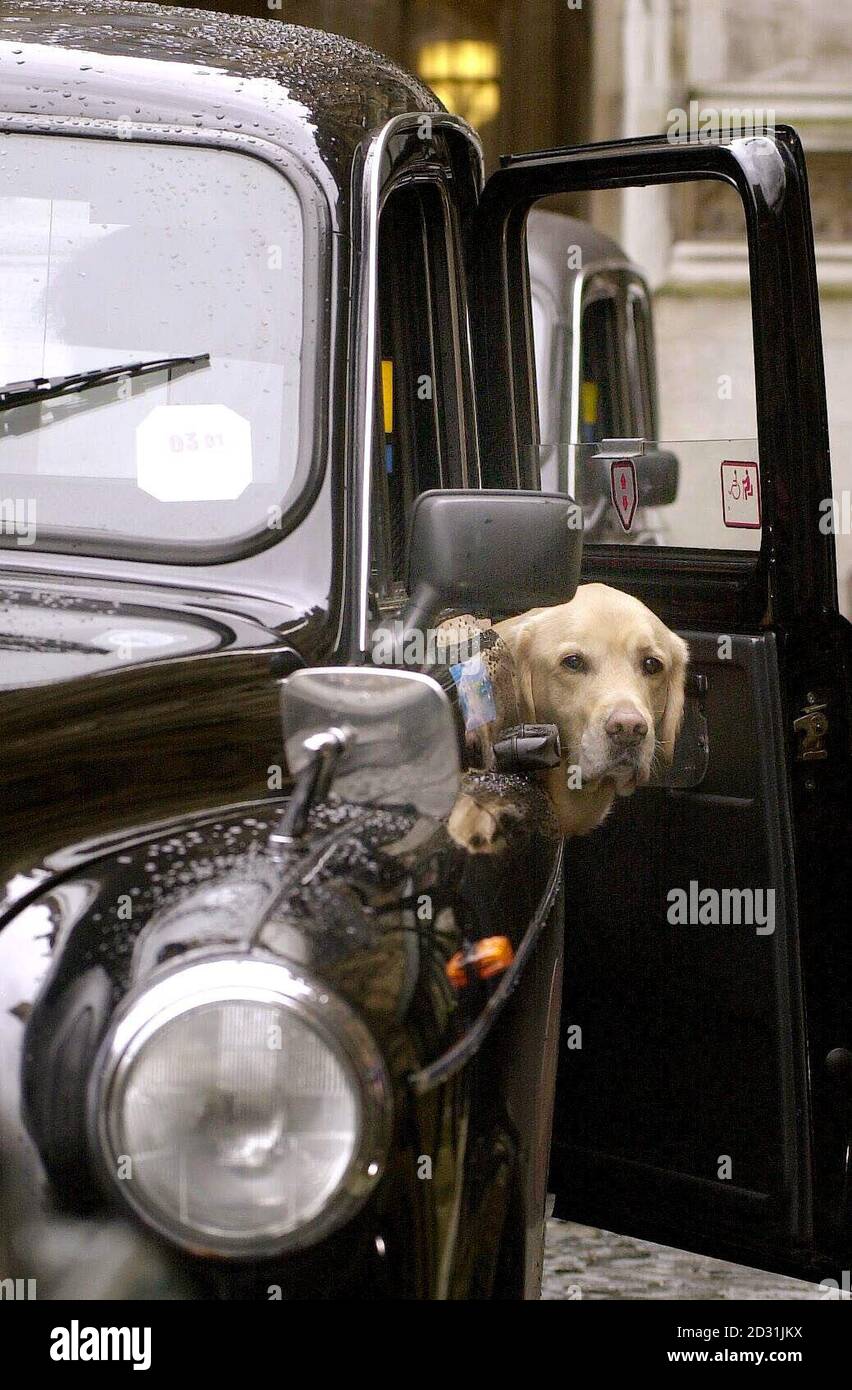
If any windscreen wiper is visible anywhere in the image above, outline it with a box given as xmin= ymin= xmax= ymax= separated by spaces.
xmin=0 ymin=353 xmax=210 ymax=413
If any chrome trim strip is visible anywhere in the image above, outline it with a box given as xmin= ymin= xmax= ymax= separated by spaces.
xmin=565 ymin=260 xmax=651 ymax=502
xmin=350 ymin=113 xmax=484 ymax=658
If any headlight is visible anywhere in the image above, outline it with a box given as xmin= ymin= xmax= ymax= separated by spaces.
xmin=90 ymin=957 xmax=392 ymax=1258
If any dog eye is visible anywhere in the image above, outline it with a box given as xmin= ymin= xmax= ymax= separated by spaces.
xmin=642 ymin=656 xmax=664 ymax=675
xmin=561 ymin=653 xmax=586 ymax=673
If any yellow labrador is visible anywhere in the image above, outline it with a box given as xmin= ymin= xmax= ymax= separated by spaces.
xmin=493 ymin=584 xmax=688 ymax=837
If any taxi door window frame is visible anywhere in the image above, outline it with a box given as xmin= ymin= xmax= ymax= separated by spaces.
xmin=468 ymin=130 xmax=836 ymax=631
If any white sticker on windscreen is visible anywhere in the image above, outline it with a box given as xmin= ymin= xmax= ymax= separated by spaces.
xmin=720 ymin=460 xmax=761 ymax=529
xmin=136 ymin=404 xmax=252 ymax=501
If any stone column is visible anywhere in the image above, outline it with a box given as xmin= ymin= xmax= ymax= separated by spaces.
xmin=592 ymin=0 xmax=677 ymax=288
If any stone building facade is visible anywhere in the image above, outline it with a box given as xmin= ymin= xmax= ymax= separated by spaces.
xmin=595 ymin=0 xmax=852 ymax=610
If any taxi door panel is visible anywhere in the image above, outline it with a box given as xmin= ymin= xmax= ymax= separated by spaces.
xmin=468 ymin=126 xmax=852 ymax=1282
xmin=552 ymin=631 xmax=811 ymax=1271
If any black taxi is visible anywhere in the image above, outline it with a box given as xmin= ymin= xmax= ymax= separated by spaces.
xmin=0 ymin=1 xmax=848 ymax=1300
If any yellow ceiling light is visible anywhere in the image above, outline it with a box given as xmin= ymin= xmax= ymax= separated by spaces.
xmin=417 ymin=39 xmax=501 ymax=129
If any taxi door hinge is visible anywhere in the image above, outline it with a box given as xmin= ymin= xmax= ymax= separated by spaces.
xmin=794 ymin=691 xmax=829 ymax=762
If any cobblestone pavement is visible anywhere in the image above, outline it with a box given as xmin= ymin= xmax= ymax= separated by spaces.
xmin=543 ymin=1220 xmax=822 ymax=1300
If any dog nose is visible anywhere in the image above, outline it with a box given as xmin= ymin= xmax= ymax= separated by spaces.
xmin=605 ymin=704 xmax=648 ymax=747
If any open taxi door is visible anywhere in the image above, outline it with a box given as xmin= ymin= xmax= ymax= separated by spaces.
xmin=468 ymin=126 xmax=852 ymax=1284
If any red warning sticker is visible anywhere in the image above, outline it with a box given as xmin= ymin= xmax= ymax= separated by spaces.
xmin=610 ymin=459 xmax=638 ymax=532
xmin=721 ymin=461 xmax=761 ymax=529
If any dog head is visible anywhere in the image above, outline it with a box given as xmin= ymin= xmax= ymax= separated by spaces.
xmin=495 ymin=584 xmax=688 ymax=804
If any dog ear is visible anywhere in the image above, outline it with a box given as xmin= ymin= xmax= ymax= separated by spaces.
xmin=517 ymin=648 xmax=537 ymax=723
xmin=659 ymin=632 xmax=689 ymax=763
xmin=493 ymin=613 xmax=539 ymax=722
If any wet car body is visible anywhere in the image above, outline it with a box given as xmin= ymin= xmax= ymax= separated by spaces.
xmin=0 ymin=2 xmax=562 ymax=1299
xmin=0 ymin=578 xmax=563 ymax=1299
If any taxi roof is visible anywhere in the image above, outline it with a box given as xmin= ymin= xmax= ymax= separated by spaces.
xmin=0 ymin=0 xmax=443 ymax=194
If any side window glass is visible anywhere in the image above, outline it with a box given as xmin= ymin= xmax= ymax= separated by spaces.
xmin=370 ymin=181 xmax=466 ymax=609
xmin=580 ymin=291 xmax=624 ymax=444
xmin=627 ymin=287 xmax=655 ymax=441
xmin=527 ymin=182 xmax=760 ymax=553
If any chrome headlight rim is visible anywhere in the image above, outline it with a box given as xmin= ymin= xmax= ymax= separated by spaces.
xmin=89 ymin=954 xmax=392 ymax=1260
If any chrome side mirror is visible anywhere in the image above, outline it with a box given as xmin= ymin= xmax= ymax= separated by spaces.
xmin=278 ymin=667 xmax=460 ymax=834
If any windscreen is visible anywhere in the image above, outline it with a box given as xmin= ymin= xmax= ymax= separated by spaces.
xmin=0 ymin=132 xmax=318 ymax=558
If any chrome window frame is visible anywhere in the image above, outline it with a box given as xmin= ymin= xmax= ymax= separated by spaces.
xmin=559 ymin=259 xmax=654 ymax=498
xmin=347 ymin=113 xmax=484 ymax=660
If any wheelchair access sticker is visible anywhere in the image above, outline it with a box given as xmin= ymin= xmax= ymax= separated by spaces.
xmin=721 ymin=460 xmax=761 ymax=529
xmin=450 ymin=654 xmax=497 ymax=732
